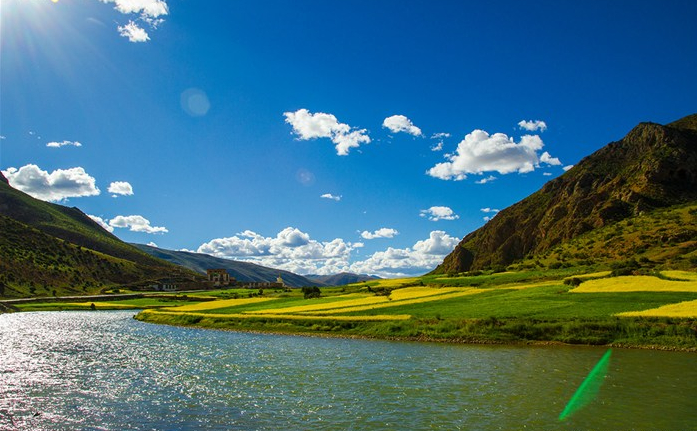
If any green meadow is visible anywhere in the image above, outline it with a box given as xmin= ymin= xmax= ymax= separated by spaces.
xmin=21 ymin=269 xmax=697 ymax=349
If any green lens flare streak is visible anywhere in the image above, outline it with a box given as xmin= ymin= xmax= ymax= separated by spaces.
xmin=559 ymin=349 xmax=612 ymax=421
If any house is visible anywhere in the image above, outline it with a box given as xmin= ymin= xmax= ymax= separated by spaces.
xmin=207 ymin=269 xmax=235 ymax=287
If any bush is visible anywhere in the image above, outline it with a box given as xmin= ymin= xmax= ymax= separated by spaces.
xmin=302 ymin=286 xmax=321 ymax=299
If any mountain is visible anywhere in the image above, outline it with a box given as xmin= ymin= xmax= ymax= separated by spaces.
xmin=132 ymin=244 xmax=323 ymax=287
xmin=305 ymin=273 xmax=382 ymax=286
xmin=0 ymin=173 xmax=192 ymax=298
xmin=433 ymin=113 xmax=697 ymax=274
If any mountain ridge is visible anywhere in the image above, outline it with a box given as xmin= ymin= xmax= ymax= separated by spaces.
xmin=432 ymin=113 xmax=697 ymax=274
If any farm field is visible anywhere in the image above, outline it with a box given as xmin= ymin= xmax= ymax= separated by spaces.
xmin=131 ymin=269 xmax=697 ymax=349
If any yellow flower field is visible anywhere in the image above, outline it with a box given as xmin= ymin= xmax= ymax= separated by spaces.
xmin=67 ymin=301 xmax=136 ymax=309
xmin=165 ymin=297 xmax=276 ymax=312
xmin=388 ymin=286 xmax=461 ymax=300
xmin=244 ymin=295 xmax=388 ymax=315
xmin=570 ymin=275 xmax=697 ymax=293
xmin=661 ymin=270 xmax=697 ymax=281
xmin=616 ymin=299 xmax=697 ymax=318
xmin=302 ymin=289 xmax=486 ymax=315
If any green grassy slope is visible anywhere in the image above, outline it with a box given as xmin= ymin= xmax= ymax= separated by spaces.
xmin=0 ymin=174 xmax=195 ymax=298
xmin=433 ymin=113 xmax=697 ymax=273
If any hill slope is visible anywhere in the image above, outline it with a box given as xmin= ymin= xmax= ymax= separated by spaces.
xmin=433 ymin=113 xmax=697 ymax=273
xmin=132 ymin=244 xmax=324 ymax=287
xmin=0 ymin=173 xmax=191 ymax=298
xmin=305 ymin=273 xmax=381 ymax=286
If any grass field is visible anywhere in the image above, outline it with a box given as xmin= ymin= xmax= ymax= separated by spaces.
xmin=12 ymin=268 xmax=697 ymax=349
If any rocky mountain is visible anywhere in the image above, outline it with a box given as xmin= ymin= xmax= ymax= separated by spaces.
xmin=0 ymin=172 xmax=193 ymax=298
xmin=305 ymin=272 xmax=381 ymax=286
xmin=132 ymin=244 xmax=324 ymax=287
xmin=432 ymin=113 xmax=697 ymax=274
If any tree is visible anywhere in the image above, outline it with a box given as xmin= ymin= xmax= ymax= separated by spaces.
xmin=302 ymin=286 xmax=321 ymax=299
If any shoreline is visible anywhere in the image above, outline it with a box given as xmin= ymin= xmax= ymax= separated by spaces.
xmin=133 ymin=310 xmax=697 ymax=353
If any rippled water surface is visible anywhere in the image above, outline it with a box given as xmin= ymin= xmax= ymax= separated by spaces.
xmin=1 ymin=311 xmax=696 ymax=430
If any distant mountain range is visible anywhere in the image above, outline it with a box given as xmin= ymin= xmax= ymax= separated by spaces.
xmin=132 ymin=244 xmax=322 ymax=287
xmin=133 ymin=244 xmax=380 ymax=287
xmin=433 ymin=113 xmax=697 ymax=274
xmin=0 ymin=172 xmax=192 ymax=298
xmin=304 ymin=272 xmax=381 ymax=286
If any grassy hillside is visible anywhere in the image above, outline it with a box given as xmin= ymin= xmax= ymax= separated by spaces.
xmin=434 ymin=114 xmax=697 ymax=273
xmin=0 ymin=174 xmax=195 ymax=298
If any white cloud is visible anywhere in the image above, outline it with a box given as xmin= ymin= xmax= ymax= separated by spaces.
xmin=518 ymin=120 xmax=547 ymax=132
xmin=360 ymin=228 xmax=399 ymax=240
xmin=87 ymin=215 xmax=115 ymax=233
xmin=475 ymin=175 xmax=497 ymax=184
xmin=197 ymin=227 xmax=361 ymax=275
xmin=481 ymin=207 xmax=500 ymax=222
xmin=0 ymin=135 xmax=6 ymax=140
xmin=46 ymin=140 xmax=82 ymax=148
xmin=430 ymin=132 xmax=449 ymax=152
xmin=2 ymin=164 xmax=100 ymax=202
xmin=320 ymin=193 xmax=341 ymax=201
xmin=349 ymin=231 xmax=460 ymax=278
xmin=563 ymin=165 xmax=574 ymax=171
xmin=540 ymin=151 xmax=561 ymax=166
xmin=431 ymin=132 xmax=450 ymax=139
xmin=427 ymin=130 xmax=561 ymax=181
xmin=420 ymin=206 xmax=459 ymax=221
xmin=109 ymin=215 xmax=168 ymax=234
xmin=283 ymin=108 xmax=371 ymax=156
xmin=430 ymin=142 xmax=443 ymax=152
xmin=102 ymin=0 xmax=169 ymax=17
xmin=99 ymin=0 xmax=168 ymax=41
xmin=118 ymin=21 xmax=150 ymax=42
xmin=147 ymin=241 xmax=158 ymax=247
xmin=543 ymin=172 xmax=552 ymax=176
xmin=382 ymin=115 xmax=422 ymax=137
xmin=108 ymin=181 xmax=134 ymax=197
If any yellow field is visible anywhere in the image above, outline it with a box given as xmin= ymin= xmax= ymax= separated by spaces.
xmin=661 ymin=270 xmax=697 ymax=281
xmin=142 ymin=309 xmax=410 ymax=321
xmin=303 ymin=289 xmax=485 ymax=315
xmin=616 ymin=299 xmax=697 ymax=318
xmin=245 ymin=295 xmax=388 ymax=314
xmin=164 ymin=297 xmax=276 ymax=312
xmin=564 ymin=271 xmax=612 ymax=280
xmin=67 ymin=301 xmax=136 ymax=309
xmin=570 ymin=275 xmax=697 ymax=293
xmin=497 ymin=281 xmax=561 ymax=290
xmin=388 ymin=286 xmax=461 ymax=300
xmin=369 ymin=278 xmax=420 ymax=287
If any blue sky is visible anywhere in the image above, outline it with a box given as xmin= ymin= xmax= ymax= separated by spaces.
xmin=1 ymin=0 xmax=696 ymax=277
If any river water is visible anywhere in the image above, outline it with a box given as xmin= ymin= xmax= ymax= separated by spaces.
xmin=0 ymin=311 xmax=695 ymax=430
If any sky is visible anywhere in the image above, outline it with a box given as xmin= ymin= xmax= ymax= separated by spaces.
xmin=1 ymin=0 xmax=696 ymax=278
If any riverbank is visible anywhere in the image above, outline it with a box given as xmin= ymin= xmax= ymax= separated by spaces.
xmin=134 ymin=309 xmax=697 ymax=352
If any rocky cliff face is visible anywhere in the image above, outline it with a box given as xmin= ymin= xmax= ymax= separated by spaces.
xmin=432 ymin=114 xmax=697 ymax=274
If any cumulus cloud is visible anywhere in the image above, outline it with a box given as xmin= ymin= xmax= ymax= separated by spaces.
xmin=427 ymin=130 xmax=561 ymax=181
xmin=563 ymin=165 xmax=574 ymax=171
xmin=518 ymin=120 xmax=547 ymax=132
xmin=475 ymin=175 xmax=497 ymax=184
xmin=117 ymin=21 xmax=150 ymax=42
xmin=109 ymin=215 xmax=168 ymax=234
xmin=2 ymin=164 xmax=100 ymax=202
xmin=147 ymin=241 xmax=159 ymax=247
xmin=420 ymin=206 xmax=459 ymax=221
xmin=88 ymin=215 xmax=115 ymax=233
xmin=321 ymin=193 xmax=341 ymax=201
xmin=382 ymin=115 xmax=422 ymax=137
xmin=283 ymin=108 xmax=371 ymax=156
xmin=360 ymin=228 xmax=399 ymax=240
xmin=197 ymin=227 xmax=362 ymax=275
xmin=540 ymin=151 xmax=561 ymax=166
xmin=349 ymin=231 xmax=460 ymax=278
xmin=108 ymin=181 xmax=134 ymax=197
xmin=99 ymin=0 xmax=168 ymax=42
xmin=430 ymin=132 xmax=449 ymax=152
xmin=47 ymin=140 xmax=82 ymax=148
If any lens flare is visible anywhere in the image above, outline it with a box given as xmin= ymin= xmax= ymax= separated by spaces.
xmin=559 ymin=349 xmax=612 ymax=421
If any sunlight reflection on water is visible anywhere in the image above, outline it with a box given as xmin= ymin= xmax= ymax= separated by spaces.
xmin=0 ymin=311 xmax=696 ymax=430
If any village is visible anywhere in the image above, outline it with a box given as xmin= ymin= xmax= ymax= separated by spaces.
xmin=138 ymin=269 xmax=287 ymax=293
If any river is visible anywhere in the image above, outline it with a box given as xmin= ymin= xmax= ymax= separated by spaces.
xmin=0 ymin=311 xmax=695 ymax=430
